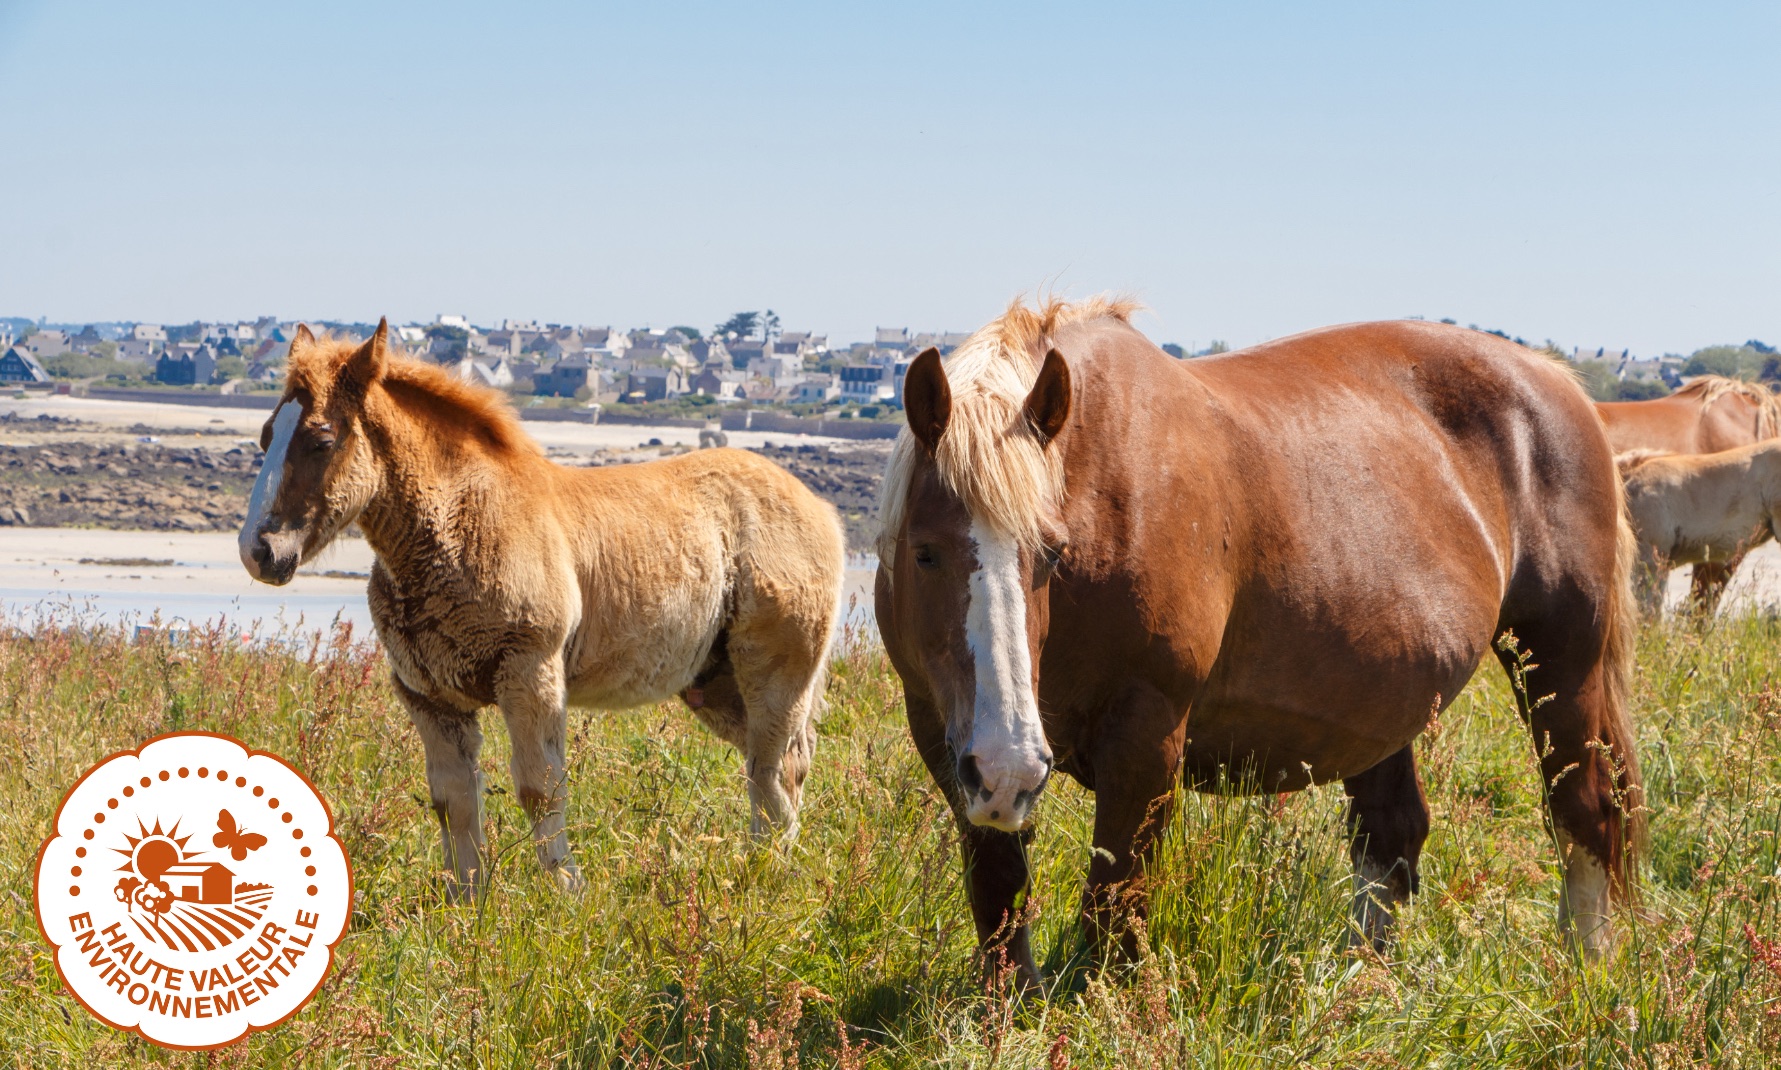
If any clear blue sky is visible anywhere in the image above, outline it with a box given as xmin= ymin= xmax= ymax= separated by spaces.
xmin=1 ymin=1 xmax=1774 ymax=354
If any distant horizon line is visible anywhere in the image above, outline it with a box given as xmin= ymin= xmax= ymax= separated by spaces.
xmin=4 ymin=313 xmax=1770 ymax=361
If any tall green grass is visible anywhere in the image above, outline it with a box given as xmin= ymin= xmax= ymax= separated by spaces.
xmin=0 ymin=608 xmax=1778 ymax=1067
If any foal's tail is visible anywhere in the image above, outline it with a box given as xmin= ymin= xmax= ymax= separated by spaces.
xmin=1599 ymin=476 xmax=1647 ymax=891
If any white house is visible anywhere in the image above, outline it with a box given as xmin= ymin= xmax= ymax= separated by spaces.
xmin=118 ymin=338 xmax=159 ymax=364
xmin=25 ymin=330 xmax=68 ymax=358
xmin=838 ymin=364 xmax=893 ymax=403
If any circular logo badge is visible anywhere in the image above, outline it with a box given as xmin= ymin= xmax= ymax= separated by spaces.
xmin=34 ymin=732 xmax=352 ymax=1050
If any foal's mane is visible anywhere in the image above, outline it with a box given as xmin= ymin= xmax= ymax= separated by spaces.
xmin=1674 ymin=375 xmax=1781 ymax=439
xmin=288 ymin=335 xmax=539 ymax=457
xmin=878 ymin=295 xmax=1138 ymax=555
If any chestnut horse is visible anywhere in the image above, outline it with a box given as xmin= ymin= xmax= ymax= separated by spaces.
xmin=240 ymin=323 xmax=844 ymax=893
xmin=1597 ymin=377 xmax=1781 ymax=610
xmin=876 ymin=300 xmax=1643 ymax=985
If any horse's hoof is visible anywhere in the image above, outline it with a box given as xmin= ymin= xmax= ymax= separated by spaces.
xmin=549 ymin=865 xmax=585 ymax=894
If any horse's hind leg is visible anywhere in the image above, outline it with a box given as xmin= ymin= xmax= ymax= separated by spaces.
xmin=729 ymin=615 xmax=831 ymax=841
xmin=1342 ymin=745 xmax=1430 ymax=953
xmin=394 ymin=677 xmax=487 ymax=898
xmin=497 ymin=655 xmax=583 ymax=890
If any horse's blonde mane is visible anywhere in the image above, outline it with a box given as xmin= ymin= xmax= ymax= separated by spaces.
xmin=1614 ymin=447 xmax=1673 ymax=476
xmin=288 ymin=335 xmax=538 ymax=456
xmin=878 ymin=295 xmax=1139 ymax=556
xmin=1674 ymin=375 xmax=1781 ymax=439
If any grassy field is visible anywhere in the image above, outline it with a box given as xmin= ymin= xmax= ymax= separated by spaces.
xmin=1 ymin=608 xmax=1779 ymax=1068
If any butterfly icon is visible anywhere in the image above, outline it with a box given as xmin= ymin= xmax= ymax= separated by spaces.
xmin=214 ymin=809 xmax=268 ymax=861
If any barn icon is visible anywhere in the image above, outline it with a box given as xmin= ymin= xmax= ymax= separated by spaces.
xmin=159 ymin=861 xmax=234 ymax=905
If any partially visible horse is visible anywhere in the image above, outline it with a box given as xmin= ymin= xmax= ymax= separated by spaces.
xmin=876 ymin=300 xmax=1643 ymax=987
xmin=1618 ymin=442 xmax=1781 ymax=616
xmin=1598 ymin=377 xmax=1781 ymax=608
xmin=240 ymin=323 xmax=845 ymax=893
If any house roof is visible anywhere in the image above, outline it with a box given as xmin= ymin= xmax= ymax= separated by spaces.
xmin=2 ymin=346 xmax=49 ymax=380
xmin=162 ymin=861 xmax=232 ymax=876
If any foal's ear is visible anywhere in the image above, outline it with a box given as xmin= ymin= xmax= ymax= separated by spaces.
xmin=290 ymin=323 xmax=316 ymax=353
xmin=902 ymin=347 xmax=950 ymax=455
xmin=1023 ymin=349 xmax=1072 ymax=447
xmin=341 ymin=317 xmax=390 ymax=396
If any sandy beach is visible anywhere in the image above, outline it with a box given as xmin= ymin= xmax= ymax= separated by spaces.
xmin=0 ymin=527 xmax=878 ymax=639
xmin=3 ymin=522 xmax=1776 ymax=643
xmin=0 ymin=393 xmax=867 ymax=454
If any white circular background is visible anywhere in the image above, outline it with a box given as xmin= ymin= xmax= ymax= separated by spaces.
xmin=36 ymin=733 xmax=351 ymax=1050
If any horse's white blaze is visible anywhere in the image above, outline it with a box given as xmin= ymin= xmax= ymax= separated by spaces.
xmin=238 ymin=400 xmax=301 ymax=572
xmin=962 ymin=518 xmax=1050 ymax=830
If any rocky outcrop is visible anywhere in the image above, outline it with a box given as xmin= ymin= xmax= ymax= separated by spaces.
xmin=0 ymin=440 xmax=257 ymax=531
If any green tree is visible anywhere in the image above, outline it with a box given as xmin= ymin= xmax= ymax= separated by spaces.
xmin=42 ymin=352 xmax=135 ymax=380
xmin=214 ymin=356 xmax=247 ymax=381
xmin=1683 ymin=346 xmax=1745 ymax=378
xmin=424 ymin=325 xmax=468 ymax=363
xmin=717 ymin=312 xmax=759 ymax=339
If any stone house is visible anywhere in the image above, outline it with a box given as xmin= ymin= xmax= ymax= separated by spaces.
xmin=25 ymin=330 xmax=69 ymax=358
xmin=155 ymin=344 xmax=217 ymax=386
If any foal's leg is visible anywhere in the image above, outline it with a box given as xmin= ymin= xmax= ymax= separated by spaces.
xmin=394 ymin=677 xmax=486 ymax=897
xmin=1082 ymin=683 xmax=1187 ymax=967
xmin=907 ymin=692 xmax=1041 ymax=991
xmin=1633 ymin=545 xmax=1669 ymax=619
xmin=1688 ymin=556 xmax=1739 ymax=616
xmin=729 ymin=615 xmax=830 ymax=840
xmin=497 ymin=656 xmax=582 ymax=889
xmin=1342 ymin=745 xmax=1430 ymax=953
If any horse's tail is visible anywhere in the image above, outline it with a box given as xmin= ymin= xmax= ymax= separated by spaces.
xmin=1600 ymin=469 xmax=1647 ymax=892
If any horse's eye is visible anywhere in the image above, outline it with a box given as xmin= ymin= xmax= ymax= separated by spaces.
xmin=1038 ymin=545 xmax=1064 ymax=576
xmin=913 ymin=546 xmax=938 ymax=569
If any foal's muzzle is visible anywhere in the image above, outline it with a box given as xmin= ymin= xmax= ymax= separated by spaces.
xmin=240 ymin=529 xmax=301 ymax=586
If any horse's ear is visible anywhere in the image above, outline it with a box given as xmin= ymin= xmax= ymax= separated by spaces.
xmin=291 ymin=323 xmax=315 ymax=353
xmin=902 ymin=347 xmax=950 ymax=455
xmin=1023 ymin=349 xmax=1072 ymax=447
xmin=341 ymin=318 xmax=390 ymax=396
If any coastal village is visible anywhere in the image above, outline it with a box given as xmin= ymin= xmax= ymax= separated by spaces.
xmin=0 ymin=314 xmax=1713 ymax=414
xmin=0 ymin=315 xmax=990 ymax=418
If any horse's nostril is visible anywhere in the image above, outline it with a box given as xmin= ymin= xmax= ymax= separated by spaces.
xmin=957 ymin=753 xmax=987 ymax=799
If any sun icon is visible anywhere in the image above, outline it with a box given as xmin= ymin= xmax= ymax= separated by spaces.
xmin=114 ymin=818 xmax=191 ymax=882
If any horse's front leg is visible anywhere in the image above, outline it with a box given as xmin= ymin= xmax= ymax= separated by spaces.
xmin=497 ymin=655 xmax=583 ymax=891
xmin=394 ymin=677 xmax=487 ymax=899
xmin=906 ymin=692 xmax=1041 ymax=992
xmin=1082 ymin=683 xmax=1186 ymax=968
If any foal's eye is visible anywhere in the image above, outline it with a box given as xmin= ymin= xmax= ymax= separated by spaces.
xmin=913 ymin=546 xmax=938 ymax=569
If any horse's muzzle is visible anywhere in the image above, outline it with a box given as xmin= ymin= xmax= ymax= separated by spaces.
xmin=958 ymin=749 xmax=1053 ymax=833
xmin=241 ymin=530 xmax=301 ymax=586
